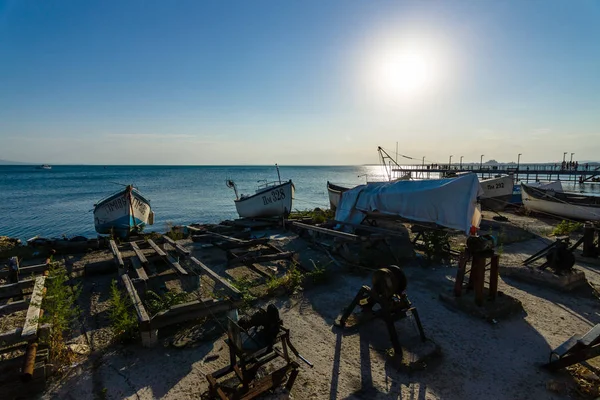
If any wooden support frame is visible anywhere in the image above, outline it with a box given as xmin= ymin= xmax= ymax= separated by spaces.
xmin=131 ymin=256 xmax=149 ymax=281
xmin=0 ymin=278 xmax=36 ymax=300
xmin=228 ymin=252 xmax=294 ymax=266
xmin=162 ymin=235 xmax=190 ymax=257
xmin=151 ymin=298 xmax=242 ymax=330
xmin=291 ymin=221 xmax=361 ymax=242
xmin=166 ymin=254 xmax=188 ymax=275
xmin=130 ymin=242 xmax=148 ymax=265
xmin=147 ymin=239 xmax=167 ymax=257
xmin=189 ymin=257 xmax=241 ymax=297
xmin=22 ymin=276 xmax=47 ymax=339
xmin=121 ymin=274 xmax=150 ymax=330
xmin=0 ymin=299 xmax=30 ymax=315
xmin=109 ymin=240 xmax=124 ymax=268
xmin=0 ymin=263 xmax=49 ymax=279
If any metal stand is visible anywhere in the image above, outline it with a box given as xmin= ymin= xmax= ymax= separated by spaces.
xmin=543 ymin=324 xmax=600 ymax=371
xmin=206 ymin=306 xmax=312 ymax=400
xmin=335 ymin=266 xmax=426 ymax=359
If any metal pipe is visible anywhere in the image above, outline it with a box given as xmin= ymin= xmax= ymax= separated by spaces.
xmin=21 ymin=342 xmax=38 ymax=382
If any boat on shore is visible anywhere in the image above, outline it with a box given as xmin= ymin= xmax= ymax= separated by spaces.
xmin=227 ymin=165 xmax=295 ymax=218
xmin=521 ymin=182 xmax=600 ymax=221
xmin=93 ymin=185 xmax=154 ymax=237
xmin=328 ymin=173 xmax=514 ymax=211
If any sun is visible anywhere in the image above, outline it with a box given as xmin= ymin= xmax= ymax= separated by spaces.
xmin=366 ymin=40 xmax=443 ymax=103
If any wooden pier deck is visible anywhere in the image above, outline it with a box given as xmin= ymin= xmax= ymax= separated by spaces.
xmin=393 ymin=164 xmax=600 ymax=183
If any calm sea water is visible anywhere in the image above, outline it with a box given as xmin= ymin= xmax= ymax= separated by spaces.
xmin=1 ymin=164 xmax=599 ymax=241
xmin=0 ymin=165 xmax=379 ymax=240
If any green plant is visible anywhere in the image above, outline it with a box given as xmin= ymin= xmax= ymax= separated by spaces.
xmin=144 ymin=289 xmax=189 ymax=315
xmin=267 ymin=263 xmax=303 ymax=294
xmin=552 ymin=220 xmax=583 ymax=236
xmin=305 ymin=260 xmax=331 ymax=284
xmin=108 ymin=280 xmax=138 ymax=340
xmin=41 ymin=262 xmax=81 ymax=365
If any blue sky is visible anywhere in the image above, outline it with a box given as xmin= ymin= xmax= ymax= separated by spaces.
xmin=1 ymin=1 xmax=599 ymax=165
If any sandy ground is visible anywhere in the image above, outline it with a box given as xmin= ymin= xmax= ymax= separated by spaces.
xmin=41 ymin=232 xmax=600 ymax=400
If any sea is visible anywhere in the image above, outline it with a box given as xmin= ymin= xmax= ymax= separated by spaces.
xmin=1 ymin=164 xmax=599 ymax=241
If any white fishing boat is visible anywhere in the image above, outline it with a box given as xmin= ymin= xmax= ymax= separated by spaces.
xmin=478 ymin=174 xmax=515 ymax=211
xmin=335 ymin=174 xmax=483 ymax=235
xmin=93 ymin=185 xmax=154 ymax=237
xmin=227 ymin=165 xmax=295 ymax=218
xmin=327 ymin=181 xmax=347 ymax=211
xmin=36 ymin=164 xmax=52 ymax=170
xmin=521 ymin=182 xmax=600 ymax=221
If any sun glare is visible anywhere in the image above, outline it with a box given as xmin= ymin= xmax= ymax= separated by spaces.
xmin=364 ymin=37 xmax=447 ymax=104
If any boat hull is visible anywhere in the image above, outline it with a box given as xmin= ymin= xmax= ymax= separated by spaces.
xmin=94 ymin=187 xmax=153 ymax=237
xmin=235 ymin=181 xmax=294 ymax=218
xmin=521 ymin=184 xmax=600 ymax=221
xmin=327 ymin=182 xmax=349 ymax=210
xmin=479 ymin=175 xmax=515 ymax=211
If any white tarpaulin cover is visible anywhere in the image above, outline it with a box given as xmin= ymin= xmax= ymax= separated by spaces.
xmin=335 ymin=174 xmax=483 ymax=235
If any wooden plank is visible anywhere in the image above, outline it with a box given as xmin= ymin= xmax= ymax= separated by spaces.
xmin=579 ymin=324 xmax=600 ymax=347
xmin=189 ymin=257 xmax=241 ymax=296
xmin=0 ymin=299 xmax=29 ymax=315
xmin=0 ymin=327 xmax=23 ymax=346
xmin=166 ymin=254 xmax=188 ymax=275
xmin=0 ymin=278 xmax=36 ymax=300
xmin=130 ymin=242 xmax=148 ymax=265
xmin=162 ymin=235 xmax=190 ymax=257
xmin=130 ymin=257 xmax=149 ymax=281
xmin=229 ymin=252 xmax=294 ymax=266
xmin=207 ymin=232 xmax=245 ymax=243
xmin=109 ymin=240 xmax=124 ymax=268
xmin=21 ymin=276 xmax=46 ymax=339
xmin=0 ymin=263 xmax=49 ymax=279
xmin=291 ymin=221 xmax=360 ymax=241
xmin=333 ymin=220 xmax=410 ymax=237
xmin=121 ymin=274 xmax=150 ymax=329
xmin=151 ymin=298 xmax=242 ymax=330
xmin=147 ymin=239 xmax=167 ymax=257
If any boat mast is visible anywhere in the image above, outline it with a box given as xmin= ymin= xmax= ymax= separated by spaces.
xmin=275 ymin=163 xmax=282 ymax=184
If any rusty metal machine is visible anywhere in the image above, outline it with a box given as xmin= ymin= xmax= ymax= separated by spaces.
xmin=206 ymin=305 xmax=312 ymax=399
xmin=522 ymin=236 xmax=575 ymax=274
xmin=335 ymin=266 xmax=426 ymax=358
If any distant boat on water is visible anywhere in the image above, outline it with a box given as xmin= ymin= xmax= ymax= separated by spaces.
xmin=93 ymin=185 xmax=154 ymax=237
xmin=226 ymin=164 xmax=294 ymax=218
xmin=36 ymin=164 xmax=52 ymax=170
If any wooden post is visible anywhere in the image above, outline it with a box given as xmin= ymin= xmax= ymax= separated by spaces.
xmin=21 ymin=342 xmax=38 ymax=381
xmin=582 ymin=224 xmax=597 ymax=258
xmin=489 ymin=254 xmax=500 ymax=300
xmin=109 ymin=240 xmax=124 ymax=270
xmin=130 ymin=242 xmax=148 ymax=265
xmin=472 ymin=254 xmax=485 ymax=306
xmin=147 ymin=239 xmax=167 ymax=257
xmin=454 ymin=251 xmax=468 ymax=297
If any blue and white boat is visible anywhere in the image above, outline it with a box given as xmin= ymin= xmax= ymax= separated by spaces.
xmin=93 ymin=185 xmax=154 ymax=237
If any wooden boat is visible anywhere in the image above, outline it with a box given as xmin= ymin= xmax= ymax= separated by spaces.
xmin=478 ymin=175 xmax=515 ymax=211
xmin=93 ymin=185 xmax=154 ymax=237
xmin=227 ymin=165 xmax=294 ymax=218
xmin=327 ymin=181 xmax=348 ymax=211
xmin=521 ymin=182 xmax=600 ymax=221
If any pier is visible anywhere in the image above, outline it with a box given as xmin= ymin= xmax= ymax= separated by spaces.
xmin=393 ymin=164 xmax=600 ymax=183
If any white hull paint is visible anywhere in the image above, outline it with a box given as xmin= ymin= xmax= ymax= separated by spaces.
xmin=479 ymin=175 xmax=515 ymax=211
xmin=522 ymin=184 xmax=600 ymax=221
xmin=94 ymin=186 xmax=153 ymax=236
xmin=235 ymin=181 xmax=295 ymax=218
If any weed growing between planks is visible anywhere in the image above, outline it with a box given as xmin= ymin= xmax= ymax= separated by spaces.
xmin=144 ymin=289 xmax=190 ymax=315
xmin=41 ymin=261 xmax=81 ymax=368
xmin=108 ymin=279 xmax=138 ymax=342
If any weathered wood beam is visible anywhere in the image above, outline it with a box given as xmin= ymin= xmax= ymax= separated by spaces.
xmin=0 ymin=263 xmax=48 ymax=279
xmin=151 ymin=298 xmax=242 ymax=330
xmin=333 ymin=220 xmax=409 ymax=237
xmin=189 ymin=257 xmax=241 ymax=297
xmin=21 ymin=276 xmax=46 ymax=339
xmin=130 ymin=256 xmax=149 ymax=281
xmin=0 ymin=299 xmax=29 ymax=315
xmin=130 ymin=242 xmax=148 ymax=265
xmin=0 ymin=278 xmax=36 ymax=300
xmin=147 ymin=239 xmax=167 ymax=257
xmin=162 ymin=235 xmax=190 ymax=257
xmin=121 ymin=274 xmax=150 ymax=330
xmin=229 ymin=252 xmax=294 ymax=266
xmin=290 ymin=221 xmax=360 ymax=241
xmin=166 ymin=254 xmax=188 ymax=275
xmin=109 ymin=240 xmax=124 ymax=268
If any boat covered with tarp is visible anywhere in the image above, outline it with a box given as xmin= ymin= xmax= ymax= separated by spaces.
xmin=335 ymin=174 xmax=483 ymax=235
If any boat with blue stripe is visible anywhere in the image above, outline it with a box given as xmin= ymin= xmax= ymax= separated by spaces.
xmin=93 ymin=185 xmax=154 ymax=237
